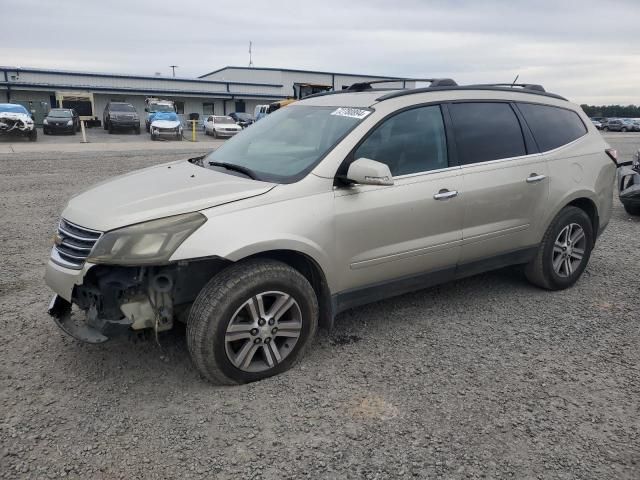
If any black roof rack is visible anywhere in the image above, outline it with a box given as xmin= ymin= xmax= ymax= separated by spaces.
xmin=303 ymin=79 xmax=567 ymax=102
xmin=376 ymin=85 xmax=567 ymax=102
xmin=470 ymin=83 xmax=546 ymax=92
xmin=346 ymin=78 xmax=457 ymax=92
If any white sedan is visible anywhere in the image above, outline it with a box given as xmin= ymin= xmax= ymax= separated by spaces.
xmin=204 ymin=116 xmax=242 ymax=138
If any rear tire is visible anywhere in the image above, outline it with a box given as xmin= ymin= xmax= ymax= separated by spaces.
xmin=621 ymin=127 xmax=628 ymax=133
xmin=525 ymin=206 xmax=594 ymax=290
xmin=187 ymin=259 xmax=318 ymax=385
xmin=603 ymin=126 xmax=609 ymax=132
xmin=135 ymin=127 xmax=141 ymax=135
xmin=623 ymin=204 xmax=640 ymax=216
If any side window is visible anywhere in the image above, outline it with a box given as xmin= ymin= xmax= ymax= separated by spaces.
xmin=448 ymin=102 xmax=526 ymax=165
xmin=353 ymin=105 xmax=448 ymax=177
xmin=517 ymin=103 xmax=587 ymax=151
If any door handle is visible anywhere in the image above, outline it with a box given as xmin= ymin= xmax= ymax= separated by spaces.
xmin=433 ymin=189 xmax=458 ymax=200
xmin=526 ymin=174 xmax=546 ymax=183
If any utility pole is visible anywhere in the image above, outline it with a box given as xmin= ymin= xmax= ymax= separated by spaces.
xmin=248 ymin=42 xmax=253 ymax=68
xmin=169 ymin=65 xmax=178 ymax=77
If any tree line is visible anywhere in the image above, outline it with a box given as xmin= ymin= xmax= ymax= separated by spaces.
xmin=580 ymin=105 xmax=640 ymax=118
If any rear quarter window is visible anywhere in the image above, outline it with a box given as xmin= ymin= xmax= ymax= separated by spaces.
xmin=516 ymin=103 xmax=587 ymax=152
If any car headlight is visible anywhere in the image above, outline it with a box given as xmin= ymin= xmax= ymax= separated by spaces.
xmin=66 ymin=120 xmax=73 ymax=126
xmin=87 ymin=212 xmax=206 ymax=265
xmin=43 ymin=119 xmax=49 ymax=125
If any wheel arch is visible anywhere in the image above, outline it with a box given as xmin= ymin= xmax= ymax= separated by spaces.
xmin=542 ymin=190 xmax=600 ymax=242
xmin=566 ymin=197 xmax=599 ymax=236
xmin=243 ymin=249 xmax=335 ymax=331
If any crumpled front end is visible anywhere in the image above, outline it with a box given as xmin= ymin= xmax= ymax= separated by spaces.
xmin=45 ymin=217 xmax=230 ymax=344
xmin=46 ymin=259 xmax=230 ymax=343
xmin=0 ymin=112 xmax=35 ymax=136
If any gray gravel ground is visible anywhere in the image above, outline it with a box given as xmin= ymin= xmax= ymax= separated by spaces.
xmin=1 ymin=136 xmax=639 ymax=479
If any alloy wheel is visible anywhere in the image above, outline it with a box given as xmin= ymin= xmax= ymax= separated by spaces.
xmin=224 ymin=291 xmax=302 ymax=373
xmin=552 ymin=223 xmax=586 ymax=277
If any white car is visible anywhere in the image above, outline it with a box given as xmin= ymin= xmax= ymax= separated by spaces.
xmin=149 ymin=112 xmax=183 ymax=141
xmin=205 ymin=116 xmax=242 ymax=138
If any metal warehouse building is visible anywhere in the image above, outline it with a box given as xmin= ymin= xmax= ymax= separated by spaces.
xmin=0 ymin=65 xmax=405 ymax=126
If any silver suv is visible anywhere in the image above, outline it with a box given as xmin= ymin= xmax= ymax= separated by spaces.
xmin=46 ymin=80 xmax=617 ymax=384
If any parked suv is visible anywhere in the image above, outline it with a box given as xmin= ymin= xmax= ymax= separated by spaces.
xmin=103 ymin=102 xmax=141 ymax=134
xmin=602 ymin=118 xmax=633 ymax=132
xmin=46 ymin=81 xmax=616 ymax=384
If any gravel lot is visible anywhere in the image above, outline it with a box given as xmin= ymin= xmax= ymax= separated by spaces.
xmin=1 ymin=135 xmax=639 ymax=479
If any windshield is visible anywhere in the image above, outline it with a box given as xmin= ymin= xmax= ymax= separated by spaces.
xmin=49 ymin=109 xmax=72 ymax=118
xmin=235 ymin=113 xmax=252 ymax=120
xmin=153 ymin=112 xmax=178 ymax=122
xmin=204 ymin=105 xmax=370 ymax=183
xmin=150 ymin=104 xmax=174 ymax=112
xmin=0 ymin=104 xmax=29 ymax=114
xmin=215 ymin=117 xmax=235 ymax=124
xmin=110 ymin=103 xmax=136 ymax=112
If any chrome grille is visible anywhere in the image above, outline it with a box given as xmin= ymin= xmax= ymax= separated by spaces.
xmin=51 ymin=218 xmax=102 ymax=269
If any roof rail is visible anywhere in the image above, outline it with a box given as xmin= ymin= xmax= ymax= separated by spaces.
xmin=470 ymin=83 xmax=546 ymax=92
xmin=346 ymin=78 xmax=457 ymax=92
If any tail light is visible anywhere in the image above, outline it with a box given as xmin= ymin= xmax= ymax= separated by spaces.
xmin=605 ymin=148 xmax=618 ymax=165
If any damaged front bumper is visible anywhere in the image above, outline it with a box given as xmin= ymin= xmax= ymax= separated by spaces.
xmin=45 ymin=257 xmax=229 ymax=343
xmin=0 ymin=112 xmax=36 ymax=137
xmin=48 ymin=294 xmax=127 ymax=343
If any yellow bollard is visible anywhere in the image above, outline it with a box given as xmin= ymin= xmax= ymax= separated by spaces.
xmin=191 ymin=120 xmax=196 ymax=142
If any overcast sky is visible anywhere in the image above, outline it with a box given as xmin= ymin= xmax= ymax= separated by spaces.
xmin=2 ymin=0 xmax=639 ymax=104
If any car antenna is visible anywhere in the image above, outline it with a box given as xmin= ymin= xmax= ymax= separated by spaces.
xmin=511 ymin=74 xmax=520 ymax=87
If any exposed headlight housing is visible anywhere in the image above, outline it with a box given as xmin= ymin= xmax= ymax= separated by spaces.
xmin=87 ymin=212 xmax=206 ymax=265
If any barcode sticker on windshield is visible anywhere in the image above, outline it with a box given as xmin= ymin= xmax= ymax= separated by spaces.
xmin=330 ymin=107 xmax=371 ymax=119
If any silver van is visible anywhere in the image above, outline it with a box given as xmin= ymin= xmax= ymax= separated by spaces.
xmin=46 ymin=80 xmax=617 ymax=384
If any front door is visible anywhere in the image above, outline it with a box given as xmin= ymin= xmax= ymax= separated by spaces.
xmin=333 ymin=105 xmax=464 ymax=304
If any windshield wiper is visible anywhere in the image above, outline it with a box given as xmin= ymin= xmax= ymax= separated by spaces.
xmin=208 ymin=161 xmax=257 ymax=180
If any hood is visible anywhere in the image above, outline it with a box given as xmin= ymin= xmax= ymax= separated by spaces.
xmin=151 ymin=119 xmax=181 ymax=128
xmin=62 ymin=159 xmax=276 ymax=232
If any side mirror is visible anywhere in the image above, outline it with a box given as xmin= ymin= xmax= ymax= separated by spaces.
xmin=346 ymin=158 xmax=394 ymax=186
xmin=144 ymin=107 xmax=149 ymax=112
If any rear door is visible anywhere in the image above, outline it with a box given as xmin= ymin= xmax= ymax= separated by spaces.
xmin=447 ymin=101 xmax=549 ymax=265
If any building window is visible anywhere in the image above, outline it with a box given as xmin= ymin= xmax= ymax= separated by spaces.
xmin=234 ymin=100 xmax=246 ymax=113
xmin=203 ymin=103 xmax=214 ymax=115
xmin=174 ymin=101 xmax=185 ymax=114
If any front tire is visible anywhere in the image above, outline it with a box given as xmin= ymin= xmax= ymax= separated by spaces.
xmin=621 ymin=127 xmax=628 ymax=133
xmin=187 ymin=259 xmax=319 ymax=385
xmin=525 ymin=206 xmax=594 ymax=290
